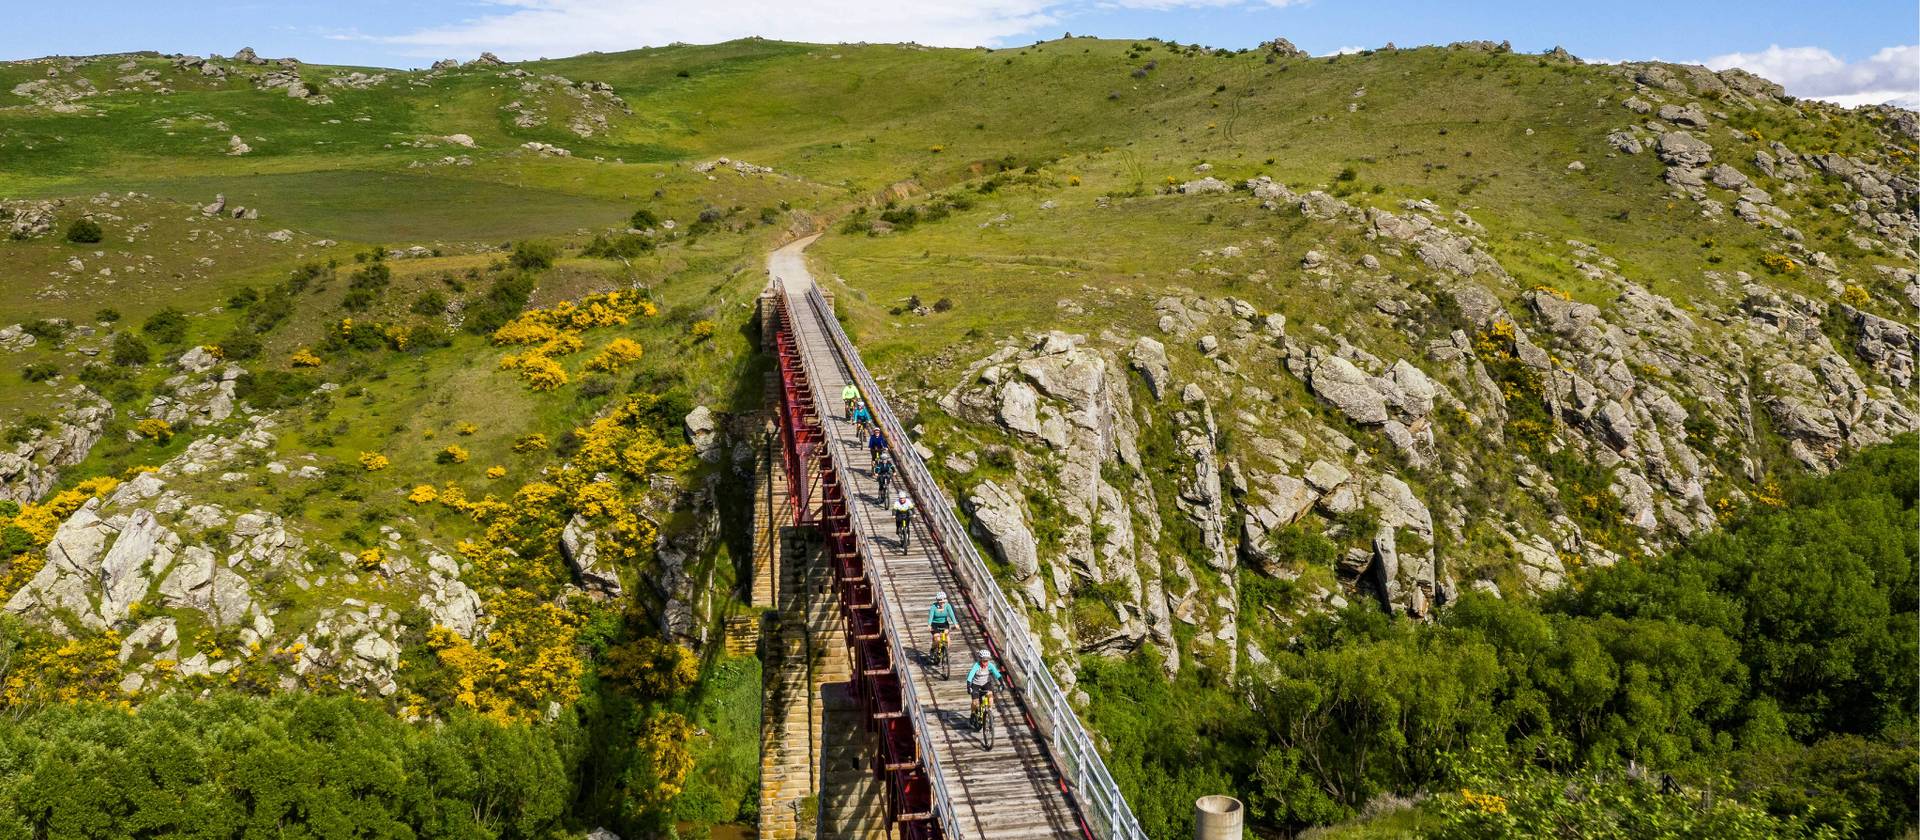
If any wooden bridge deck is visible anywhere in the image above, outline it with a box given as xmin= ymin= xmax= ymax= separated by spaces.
xmin=772 ymin=241 xmax=1084 ymax=840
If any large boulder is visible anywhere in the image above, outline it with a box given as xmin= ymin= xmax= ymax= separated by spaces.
xmin=1655 ymin=132 xmax=1714 ymax=167
xmin=1309 ymin=355 xmax=1389 ymax=425
xmin=684 ymin=406 xmax=720 ymax=462
xmin=964 ymin=480 xmax=1043 ymax=605
xmin=1129 ymin=337 xmax=1171 ymax=400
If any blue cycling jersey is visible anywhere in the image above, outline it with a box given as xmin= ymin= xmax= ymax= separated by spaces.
xmin=966 ymin=661 xmax=1002 ymax=688
xmin=929 ymin=602 xmax=954 ymax=627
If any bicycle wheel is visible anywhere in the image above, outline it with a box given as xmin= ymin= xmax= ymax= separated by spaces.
xmin=982 ymin=699 xmax=995 ymax=748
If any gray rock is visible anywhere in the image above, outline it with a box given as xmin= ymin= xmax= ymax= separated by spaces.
xmin=99 ymin=509 xmax=168 ymax=624
xmin=1304 ymin=460 xmax=1350 ymax=492
xmin=1309 ymin=354 xmax=1389 ymax=425
xmin=1656 ymin=102 xmax=1710 ymax=128
xmin=684 ymin=406 xmax=720 ymax=462
xmin=1655 ymin=132 xmax=1714 ymax=167
xmin=998 ymin=380 xmax=1043 ymax=438
xmin=1128 ymin=337 xmax=1171 ymax=400
xmin=1606 ymin=130 xmax=1643 ymax=154
xmin=560 ymin=514 xmax=623 ymax=598
xmin=1706 ymin=164 xmax=1749 ymax=189
xmin=964 ymin=480 xmax=1043 ymax=602
xmin=1178 ymin=176 xmax=1230 ymax=194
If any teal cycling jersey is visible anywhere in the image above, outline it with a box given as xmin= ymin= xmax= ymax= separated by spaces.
xmin=966 ymin=661 xmax=1002 ymax=688
xmin=928 ymin=602 xmax=954 ymax=627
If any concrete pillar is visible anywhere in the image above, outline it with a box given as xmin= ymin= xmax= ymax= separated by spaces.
xmin=1194 ymin=795 xmax=1244 ymax=840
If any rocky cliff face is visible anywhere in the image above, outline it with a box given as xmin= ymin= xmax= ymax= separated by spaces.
xmin=892 ymin=62 xmax=1917 ymax=681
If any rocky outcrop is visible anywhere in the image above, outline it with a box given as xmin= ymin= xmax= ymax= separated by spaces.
xmin=560 ymin=514 xmax=623 ymax=598
xmin=0 ymin=386 xmax=113 ymax=504
xmin=145 ymin=356 xmax=242 ymax=428
xmin=5 ymin=414 xmax=490 ymax=700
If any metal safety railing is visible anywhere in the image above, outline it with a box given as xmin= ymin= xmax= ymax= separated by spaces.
xmin=776 ymin=295 xmax=961 ymax=840
xmin=793 ymin=285 xmax=1149 ymax=840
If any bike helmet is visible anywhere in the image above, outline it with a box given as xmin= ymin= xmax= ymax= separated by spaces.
xmin=975 ymin=650 xmax=991 ymax=662
xmin=935 ymin=591 xmax=947 ymax=602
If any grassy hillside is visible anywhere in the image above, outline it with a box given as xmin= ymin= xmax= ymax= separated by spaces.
xmin=0 ymin=36 xmax=1913 ymax=839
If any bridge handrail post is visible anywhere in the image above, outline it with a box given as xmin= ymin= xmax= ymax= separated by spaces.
xmin=799 ymin=286 xmax=1149 ymax=840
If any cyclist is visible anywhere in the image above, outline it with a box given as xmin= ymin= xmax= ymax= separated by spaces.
xmin=891 ymin=489 xmax=915 ymax=546
xmin=927 ymin=591 xmax=954 ymax=665
xmin=850 ymin=399 xmax=873 ymax=435
xmin=841 ymin=383 xmax=860 ymax=419
xmin=866 ymin=427 xmax=887 ymax=463
xmin=966 ymin=649 xmax=1003 ymax=728
xmin=873 ymin=449 xmax=896 ymax=497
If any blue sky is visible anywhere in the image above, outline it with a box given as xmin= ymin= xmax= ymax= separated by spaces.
xmin=5 ymin=1 xmax=1915 ymax=104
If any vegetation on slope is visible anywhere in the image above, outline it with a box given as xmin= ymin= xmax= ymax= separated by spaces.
xmin=1082 ymin=438 xmax=1916 ymax=839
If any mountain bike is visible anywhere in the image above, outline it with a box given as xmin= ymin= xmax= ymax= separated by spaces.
xmin=929 ymin=627 xmax=950 ymax=679
xmin=894 ymin=510 xmax=913 ymax=554
xmin=972 ymin=687 xmax=996 ymax=749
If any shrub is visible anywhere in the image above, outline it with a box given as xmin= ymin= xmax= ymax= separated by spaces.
xmin=411 ymin=290 xmax=448 ymax=316
xmin=437 ymin=445 xmax=470 ymax=465
xmin=358 ymin=452 xmax=390 ymax=471
xmin=227 ymin=287 xmax=259 ymax=309
xmin=583 ymin=233 xmax=653 ymax=259
xmin=463 ymin=273 xmax=537 ymax=335
xmin=134 ymin=418 xmax=174 ymax=443
xmin=509 ymin=241 xmax=557 ymax=272
xmin=217 ymin=331 xmax=262 ymax=361
xmin=235 ymin=370 xmax=317 ymax=409
xmin=516 ymin=355 xmax=569 ymax=391
xmin=586 ymin=338 xmax=645 ymax=373
xmin=64 ymin=218 xmax=102 ymax=243
xmin=289 ymin=348 xmax=323 ymax=367
xmin=23 ymin=319 xmax=69 ymax=345
xmin=109 ymin=333 xmax=151 ymax=366
xmin=456 ymin=422 xmax=478 ymax=436
xmin=141 ymin=308 xmax=189 ymax=345
xmin=408 ymin=485 xmax=438 ymax=505
xmin=485 ymin=466 xmax=507 ymax=479
xmin=3 ymin=415 xmax=50 ymax=446
xmin=20 ymin=363 xmax=58 ymax=383
xmin=629 ymin=207 xmax=660 ymax=229
xmin=512 ymin=433 xmax=549 ymax=453
xmin=94 ymin=308 xmax=120 ymax=324
xmin=688 ymin=321 xmax=717 ymax=341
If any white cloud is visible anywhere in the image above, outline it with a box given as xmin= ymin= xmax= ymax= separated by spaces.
xmin=372 ymin=0 xmax=1310 ymax=58
xmin=1102 ymin=0 xmax=1305 ymax=8
xmin=1703 ymin=44 xmax=1918 ymax=108
xmin=1323 ymin=45 xmax=1363 ymax=56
